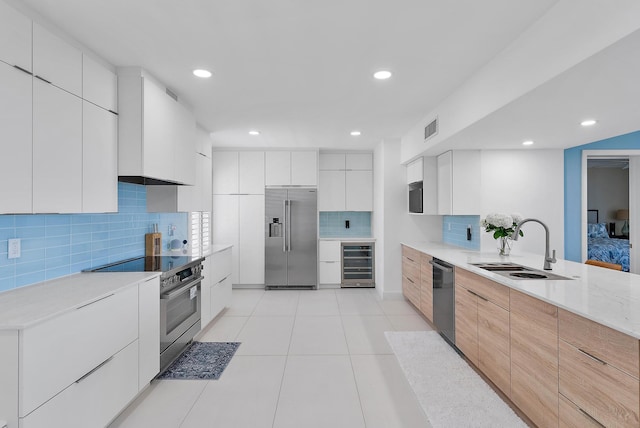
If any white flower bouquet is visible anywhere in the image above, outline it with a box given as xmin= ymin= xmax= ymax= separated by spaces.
xmin=482 ymin=213 xmax=524 ymax=239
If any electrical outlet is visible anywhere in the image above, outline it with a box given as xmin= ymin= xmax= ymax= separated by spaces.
xmin=8 ymin=238 xmax=20 ymax=259
xmin=447 ymin=223 xmax=451 ymax=231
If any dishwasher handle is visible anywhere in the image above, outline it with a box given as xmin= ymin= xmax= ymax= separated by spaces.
xmin=429 ymin=260 xmax=453 ymax=273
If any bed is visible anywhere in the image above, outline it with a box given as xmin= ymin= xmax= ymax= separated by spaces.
xmin=587 ymin=223 xmax=630 ymax=272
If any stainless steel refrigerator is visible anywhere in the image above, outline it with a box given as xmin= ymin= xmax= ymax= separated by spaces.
xmin=265 ymin=188 xmax=317 ymax=289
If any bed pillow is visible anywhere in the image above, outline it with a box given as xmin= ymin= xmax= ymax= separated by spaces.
xmin=587 ymin=223 xmax=609 ymax=238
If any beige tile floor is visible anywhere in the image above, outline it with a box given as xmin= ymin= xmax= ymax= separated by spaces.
xmin=110 ymin=288 xmax=433 ymax=428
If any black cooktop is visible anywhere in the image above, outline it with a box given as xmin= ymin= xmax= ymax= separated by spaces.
xmin=87 ymin=256 xmax=200 ymax=273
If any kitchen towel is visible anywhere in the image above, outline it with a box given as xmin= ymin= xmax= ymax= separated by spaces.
xmin=158 ymin=341 xmax=241 ymax=380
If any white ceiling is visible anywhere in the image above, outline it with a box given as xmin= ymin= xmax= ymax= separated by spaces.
xmin=18 ymin=0 xmax=560 ymax=150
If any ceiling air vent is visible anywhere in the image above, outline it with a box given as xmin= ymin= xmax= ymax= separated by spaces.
xmin=165 ymin=87 xmax=178 ymax=101
xmin=424 ymin=117 xmax=438 ymax=141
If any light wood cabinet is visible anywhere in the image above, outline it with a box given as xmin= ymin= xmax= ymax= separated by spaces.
xmin=454 ymin=281 xmax=478 ymax=365
xmin=510 ymin=289 xmax=559 ymax=428
xmin=401 ymin=245 xmax=420 ymax=308
xmin=419 ymin=254 xmax=433 ymax=322
xmin=558 ymin=308 xmax=640 ymax=427
xmin=0 ymin=0 xmax=32 ymax=71
xmin=559 ymin=394 xmax=603 ymax=428
xmin=82 ymin=101 xmax=118 ymax=213
xmin=0 ymin=61 xmax=32 ymax=214
xmin=437 ymin=150 xmax=481 ymax=215
xmin=32 ymin=78 xmax=82 ymax=213
xmin=455 ymin=268 xmax=510 ymax=395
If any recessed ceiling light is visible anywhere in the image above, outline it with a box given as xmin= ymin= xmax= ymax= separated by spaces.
xmin=350 ymin=131 xmax=361 ymax=136
xmin=581 ymin=119 xmax=597 ymax=127
xmin=373 ymin=70 xmax=392 ymax=80
xmin=248 ymin=130 xmax=260 ymax=136
xmin=193 ymin=69 xmax=212 ymax=78
xmin=522 ymin=140 xmax=534 ymax=146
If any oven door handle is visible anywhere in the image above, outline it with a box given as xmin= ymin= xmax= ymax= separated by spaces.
xmin=161 ymin=277 xmax=203 ymax=300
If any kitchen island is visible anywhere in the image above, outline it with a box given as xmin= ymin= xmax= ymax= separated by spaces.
xmin=402 ymin=241 xmax=640 ymax=428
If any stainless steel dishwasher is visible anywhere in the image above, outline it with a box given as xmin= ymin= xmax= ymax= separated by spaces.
xmin=430 ymin=258 xmax=455 ymax=347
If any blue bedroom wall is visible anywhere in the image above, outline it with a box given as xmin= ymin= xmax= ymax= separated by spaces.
xmin=564 ymin=130 xmax=640 ymax=261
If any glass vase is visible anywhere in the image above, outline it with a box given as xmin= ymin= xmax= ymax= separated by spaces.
xmin=498 ymin=236 xmax=512 ymax=256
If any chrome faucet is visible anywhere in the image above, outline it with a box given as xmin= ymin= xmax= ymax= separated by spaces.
xmin=512 ymin=218 xmax=557 ymax=270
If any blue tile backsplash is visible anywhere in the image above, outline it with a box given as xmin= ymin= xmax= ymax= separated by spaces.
xmin=442 ymin=215 xmax=481 ymax=250
xmin=319 ymin=211 xmax=371 ymax=238
xmin=0 ymin=182 xmax=187 ymax=292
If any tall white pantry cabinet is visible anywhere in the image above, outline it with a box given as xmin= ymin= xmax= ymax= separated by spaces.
xmin=0 ymin=1 xmax=118 ymax=214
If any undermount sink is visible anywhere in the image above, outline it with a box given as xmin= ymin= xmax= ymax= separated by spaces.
xmin=471 ymin=262 xmax=573 ymax=281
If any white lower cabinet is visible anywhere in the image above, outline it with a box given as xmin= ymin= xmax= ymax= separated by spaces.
xmin=0 ymin=278 xmax=159 ymax=428
xmin=21 ymin=340 xmax=139 ymax=428
xmin=319 ymin=240 xmax=341 ymax=285
xmin=202 ymin=248 xmax=233 ymax=328
xmin=211 ymin=275 xmax=232 ymax=321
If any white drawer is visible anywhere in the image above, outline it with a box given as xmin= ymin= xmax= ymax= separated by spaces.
xmin=21 ymin=340 xmax=138 ymax=428
xmin=319 ymin=241 xmax=341 ymax=262
xmin=20 ymin=286 xmax=138 ymax=416
xmin=319 ymin=261 xmax=341 ymax=284
xmin=209 ymin=248 xmax=232 ymax=284
xmin=211 ymin=275 xmax=232 ymax=320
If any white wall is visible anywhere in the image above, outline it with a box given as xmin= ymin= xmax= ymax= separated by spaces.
xmin=374 ymin=139 xmax=442 ymax=298
xmin=400 ymin=0 xmax=640 ymax=162
xmin=480 ymin=150 xmax=565 ymax=258
xmin=587 ymin=167 xmax=629 ymax=233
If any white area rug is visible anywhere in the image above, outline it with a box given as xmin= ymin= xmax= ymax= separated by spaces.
xmin=385 ymin=331 xmax=527 ymax=428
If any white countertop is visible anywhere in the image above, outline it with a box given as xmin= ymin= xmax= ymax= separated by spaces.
xmin=403 ymin=241 xmax=640 ymax=339
xmin=319 ymin=237 xmax=376 ymax=242
xmin=0 ymin=272 xmax=159 ymax=330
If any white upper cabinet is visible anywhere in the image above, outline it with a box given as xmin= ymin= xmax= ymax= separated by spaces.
xmin=212 ymin=151 xmax=239 ymax=194
xmin=118 ymin=68 xmax=196 ymax=185
xmin=0 ymin=61 xmax=32 ymax=214
xmin=32 ymin=23 xmax=82 ymax=97
xmin=318 ymin=152 xmax=373 ymax=211
xmin=345 ymin=170 xmax=373 ymax=211
xmin=0 ymin=0 xmax=31 ymax=71
xmin=345 ymin=153 xmax=373 ymax=170
xmin=437 ymin=150 xmax=481 ymax=215
xmin=32 ymin=79 xmax=82 ymax=213
xmin=291 ymin=151 xmax=318 ymax=185
xmin=265 ymin=151 xmax=317 ymax=186
xmin=239 ymin=151 xmax=265 ymax=194
xmin=82 ymin=54 xmax=117 ymax=112
xmin=265 ymin=151 xmax=292 ymax=186
xmin=82 ymin=101 xmax=117 ymax=212
xmin=406 ymin=157 xmax=423 ymax=184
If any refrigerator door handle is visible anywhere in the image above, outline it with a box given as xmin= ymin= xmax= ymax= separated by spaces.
xmin=287 ymin=200 xmax=292 ymax=252
xmin=282 ymin=200 xmax=287 ymax=252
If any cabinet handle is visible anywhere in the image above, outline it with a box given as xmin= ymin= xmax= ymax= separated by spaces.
xmin=466 ymin=289 xmax=489 ymax=302
xmin=406 ymin=277 xmax=414 ymax=284
xmin=216 ymin=275 xmax=229 ymax=285
xmin=76 ymin=293 xmax=114 ymax=310
xmin=406 ymin=257 xmax=415 ymax=262
xmin=578 ymin=348 xmax=607 ymax=365
xmin=578 ymin=408 xmax=605 ymax=427
xmin=34 ymin=75 xmax=52 ymax=84
xmin=13 ymin=65 xmax=32 ymax=75
xmin=75 ymin=356 xmax=113 ymax=383
xmin=108 ymin=109 xmax=119 ymax=116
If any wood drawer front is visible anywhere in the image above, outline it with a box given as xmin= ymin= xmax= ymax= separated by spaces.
xmin=559 ymin=394 xmax=607 ymax=428
xmin=478 ymin=299 xmax=510 ymax=396
xmin=210 ymin=248 xmax=232 ymax=284
xmin=420 ymin=278 xmax=433 ymax=322
xmin=559 ymin=340 xmax=639 ymax=428
xmin=559 ymin=308 xmax=639 ymax=378
xmin=401 ymin=245 xmax=421 ymax=264
xmin=402 ymin=275 xmax=419 ymax=307
xmin=402 ymin=258 xmax=420 ymax=282
xmin=510 ymin=290 xmax=559 ymax=428
xmin=419 ymin=253 xmax=432 ymax=267
xmin=21 ymin=340 xmax=139 ymax=428
xmin=456 ymin=268 xmax=509 ymax=309
xmin=454 ymin=283 xmax=478 ymax=366
xmin=20 ymin=286 xmax=138 ymax=416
